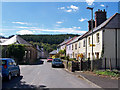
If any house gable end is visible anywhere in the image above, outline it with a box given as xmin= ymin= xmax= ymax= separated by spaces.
xmin=105 ymin=14 xmax=120 ymax=29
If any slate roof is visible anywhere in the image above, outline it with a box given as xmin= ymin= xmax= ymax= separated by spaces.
xmin=82 ymin=13 xmax=120 ymax=38
xmin=49 ymin=50 xmax=57 ymax=55
xmin=67 ymin=13 xmax=120 ymax=44
xmin=67 ymin=35 xmax=82 ymax=45
xmin=0 ymin=38 xmax=8 ymax=43
xmin=0 ymin=35 xmax=32 ymax=46
xmin=58 ymin=38 xmax=72 ymax=47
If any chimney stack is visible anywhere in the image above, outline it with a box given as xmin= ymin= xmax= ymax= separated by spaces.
xmin=88 ymin=19 xmax=95 ymax=31
xmin=95 ymin=9 xmax=107 ymax=27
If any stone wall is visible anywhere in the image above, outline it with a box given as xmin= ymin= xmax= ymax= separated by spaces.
xmin=82 ymin=59 xmax=102 ymax=70
xmin=63 ymin=59 xmax=102 ymax=72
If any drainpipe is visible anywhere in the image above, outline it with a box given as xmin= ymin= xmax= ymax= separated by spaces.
xmin=115 ymin=28 xmax=118 ymax=69
xmin=102 ymin=29 xmax=105 ymax=69
xmin=86 ymin=37 xmax=87 ymax=59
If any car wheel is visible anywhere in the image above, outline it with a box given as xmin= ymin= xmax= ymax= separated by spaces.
xmin=52 ymin=65 xmax=54 ymax=68
xmin=62 ymin=64 xmax=64 ymax=68
xmin=17 ymin=71 xmax=20 ymax=77
xmin=7 ymin=73 xmax=12 ymax=81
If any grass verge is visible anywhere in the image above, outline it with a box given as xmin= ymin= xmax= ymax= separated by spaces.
xmin=94 ymin=70 xmax=120 ymax=77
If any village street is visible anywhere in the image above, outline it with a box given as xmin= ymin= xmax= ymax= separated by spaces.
xmin=2 ymin=59 xmax=99 ymax=89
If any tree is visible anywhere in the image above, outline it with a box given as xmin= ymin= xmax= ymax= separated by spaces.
xmin=7 ymin=44 xmax=25 ymax=64
xmin=59 ymin=50 xmax=65 ymax=55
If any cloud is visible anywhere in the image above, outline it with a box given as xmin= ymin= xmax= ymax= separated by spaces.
xmin=69 ymin=5 xmax=79 ymax=11
xmin=17 ymin=26 xmax=36 ymax=29
xmin=17 ymin=30 xmax=34 ymax=35
xmin=78 ymin=27 xmax=81 ymax=29
xmin=30 ymin=27 xmax=86 ymax=34
xmin=85 ymin=0 xmax=95 ymax=5
xmin=55 ymin=25 xmax=60 ymax=27
xmin=73 ymin=27 xmax=81 ymax=29
xmin=66 ymin=9 xmax=72 ymax=12
xmin=0 ymin=33 xmax=3 ymax=35
xmin=58 ymin=5 xmax=79 ymax=13
xmin=12 ymin=22 xmax=29 ymax=25
xmin=17 ymin=27 xmax=29 ymax=29
xmin=79 ymin=18 xmax=88 ymax=22
xmin=56 ymin=21 xmax=63 ymax=24
xmin=0 ymin=29 xmax=16 ymax=31
xmin=100 ymin=4 xmax=105 ymax=7
xmin=58 ymin=7 xmax=65 ymax=10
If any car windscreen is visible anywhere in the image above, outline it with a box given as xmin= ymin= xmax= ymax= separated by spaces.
xmin=2 ymin=60 xmax=7 ymax=66
xmin=49 ymin=58 xmax=52 ymax=59
xmin=53 ymin=59 xmax=61 ymax=62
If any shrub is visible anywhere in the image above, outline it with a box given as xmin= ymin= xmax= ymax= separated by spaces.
xmin=7 ymin=44 xmax=25 ymax=64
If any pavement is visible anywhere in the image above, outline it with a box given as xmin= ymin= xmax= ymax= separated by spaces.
xmin=67 ymin=70 xmax=120 ymax=89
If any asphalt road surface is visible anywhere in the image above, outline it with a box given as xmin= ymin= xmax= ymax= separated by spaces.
xmin=2 ymin=59 xmax=98 ymax=89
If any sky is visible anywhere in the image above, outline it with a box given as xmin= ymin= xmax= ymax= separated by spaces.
xmin=1 ymin=1 xmax=119 ymax=37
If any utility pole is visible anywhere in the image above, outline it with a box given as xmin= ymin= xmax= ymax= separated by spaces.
xmin=86 ymin=7 xmax=94 ymax=71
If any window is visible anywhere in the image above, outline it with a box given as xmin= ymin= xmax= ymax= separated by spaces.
xmin=95 ymin=52 xmax=99 ymax=59
xmin=75 ymin=44 xmax=77 ymax=50
xmin=88 ymin=37 xmax=90 ymax=45
xmin=96 ymin=33 xmax=100 ymax=43
xmin=88 ymin=53 xmax=90 ymax=58
xmin=29 ymin=50 xmax=31 ymax=58
xmin=25 ymin=51 xmax=27 ymax=59
xmin=8 ymin=60 xmax=13 ymax=65
xmin=12 ymin=59 xmax=16 ymax=65
xmin=72 ymin=44 xmax=74 ymax=50
xmin=75 ymin=53 xmax=77 ymax=58
xmin=79 ymin=42 xmax=81 ymax=48
xmin=73 ymin=52 xmax=74 ymax=58
xmin=2 ymin=60 xmax=6 ymax=66
xmin=83 ymin=40 xmax=85 ymax=47
xmin=69 ymin=45 xmax=71 ymax=50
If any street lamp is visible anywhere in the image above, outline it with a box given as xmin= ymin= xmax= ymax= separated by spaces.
xmin=86 ymin=7 xmax=94 ymax=71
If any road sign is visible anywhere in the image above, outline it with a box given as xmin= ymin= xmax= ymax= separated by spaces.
xmin=90 ymin=44 xmax=95 ymax=46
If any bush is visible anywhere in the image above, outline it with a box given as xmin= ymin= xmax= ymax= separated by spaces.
xmin=69 ymin=58 xmax=74 ymax=61
xmin=7 ymin=44 xmax=26 ymax=64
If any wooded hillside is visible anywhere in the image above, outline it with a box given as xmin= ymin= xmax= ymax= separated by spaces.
xmin=12 ymin=34 xmax=79 ymax=53
xmin=19 ymin=34 xmax=79 ymax=45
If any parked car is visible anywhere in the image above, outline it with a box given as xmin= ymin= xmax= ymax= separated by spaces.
xmin=0 ymin=58 xmax=20 ymax=80
xmin=47 ymin=58 xmax=53 ymax=62
xmin=52 ymin=58 xmax=64 ymax=68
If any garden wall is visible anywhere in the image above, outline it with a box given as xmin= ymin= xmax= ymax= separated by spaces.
xmin=63 ymin=59 xmax=102 ymax=72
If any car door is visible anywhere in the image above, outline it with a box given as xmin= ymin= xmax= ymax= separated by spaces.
xmin=11 ymin=59 xmax=18 ymax=76
xmin=7 ymin=59 xmax=14 ymax=76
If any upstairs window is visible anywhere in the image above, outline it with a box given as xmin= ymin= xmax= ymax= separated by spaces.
xmin=88 ymin=37 xmax=90 ymax=45
xmin=72 ymin=44 xmax=74 ymax=50
xmin=83 ymin=40 xmax=85 ymax=47
xmin=69 ymin=46 xmax=71 ymax=50
xmin=75 ymin=44 xmax=77 ymax=50
xmin=79 ymin=42 xmax=80 ymax=48
xmin=96 ymin=33 xmax=100 ymax=43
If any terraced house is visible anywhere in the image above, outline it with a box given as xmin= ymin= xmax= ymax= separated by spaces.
xmin=66 ymin=9 xmax=120 ymax=69
xmin=57 ymin=36 xmax=77 ymax=53
xmin=66 ymin=36 xmax=81 ymax=59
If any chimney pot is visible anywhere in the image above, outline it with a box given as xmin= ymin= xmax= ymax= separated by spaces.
xmin=95 ymin=9 xmax=107 ymax=27
xmin=88 ymin=20 xmax=95 ymax=31
xmin=104 ymin=9 xmax=105 ymax=12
